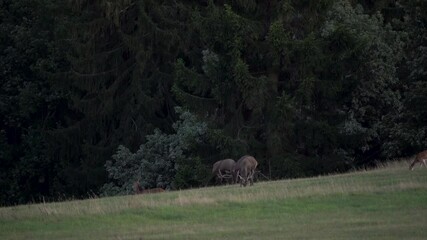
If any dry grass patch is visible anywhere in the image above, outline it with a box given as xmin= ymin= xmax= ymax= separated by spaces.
xmin=1 ymin=159 xmax=426 ymax=221
xmin=0 ymin=159 xmax=426 ymax=240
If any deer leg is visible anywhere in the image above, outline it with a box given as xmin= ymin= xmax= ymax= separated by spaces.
xmin=224 ymin=170 xmax=231 ymax=184
xmin=410 ymin=160 xmax=416 ymax=171
xmin=238 ymin=174 xmax=244 ymax=187
xmin=216 ymin=171 xmax=223 ymax=184
xmin=218 ymin=170 xmax=223 ymax=178
xmin=222 ymin=171 xmax=229 ymax=184
xmin=247 ymin=170 xmax=254 ymax=186
xmin=235 ymin=170 xmax=240 ymax=184
xmin=215 ymin=174 xmax=220 ymax=184
xmin=423 ymin=159 xmax=427 ymax=168
xmin=219 ymin=170 xmax=226 ymax=184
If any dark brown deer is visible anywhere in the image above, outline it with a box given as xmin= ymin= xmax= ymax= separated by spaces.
xmin=141 ymin=188 xmax=165 ymax=194
xmin=409 ymin=150 xmax=427 ymax=170
xmin=133 ymin=181 xmax=165 ymax=194
xmin=133 ymin=181 xmax=144 ymax=194
xmin=234 ymin=155 xmax=258 ymax=187
xmin=212 ymin=159 xmax=236 ymax=184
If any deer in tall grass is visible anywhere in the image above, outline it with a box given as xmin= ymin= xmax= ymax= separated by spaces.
xmin=133 ymin=181 xmax=165 ymax=194
xmin=409 ymin=150 xmax=427 ymax=170
xmin=234 ymin=155 xmax=258 ymax=187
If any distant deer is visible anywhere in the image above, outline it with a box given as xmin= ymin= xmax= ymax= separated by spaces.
xmin=234 ymin=155 xmax=258 ymax=187
xmin=133 ymin=181 xmax=165 ymax=194
xmin=212 ymin=158 xmax=236 ymax=184
xmin=409 ymin=150 xmax=427 ymax=170
xmin=133 ymin=181 xmax=144 ymax=194
xmin=141 ymin=188 xmax=165 ymax=194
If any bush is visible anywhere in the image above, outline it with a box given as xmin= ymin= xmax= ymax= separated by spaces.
xmin=102 ymin=108 xmax=208 ymax=195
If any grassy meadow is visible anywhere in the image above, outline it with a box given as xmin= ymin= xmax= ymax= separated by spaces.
xmin=1 ymin=160 xmax=426 ymax=239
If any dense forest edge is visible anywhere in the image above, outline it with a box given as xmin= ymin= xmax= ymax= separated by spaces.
xmin=1 ymin=0 xmax=426 ymax=205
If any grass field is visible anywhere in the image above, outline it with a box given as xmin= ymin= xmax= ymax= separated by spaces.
xmin=1 ymin=161 xmax=426 ymax=239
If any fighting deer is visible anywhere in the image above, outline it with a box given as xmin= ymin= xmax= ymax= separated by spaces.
xmin=234 ymin=155 xmax=258 ymax=187
xmin=409 ymin=150 xmax=427 ymax=170
xmin=133 ymin=181 xmax=165 ymax=194
xmin=212 ymin=158 xmax=236 ymax=184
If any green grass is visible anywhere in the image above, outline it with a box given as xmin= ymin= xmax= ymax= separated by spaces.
xmin=1 ymin=160 xmax=427 ymax=239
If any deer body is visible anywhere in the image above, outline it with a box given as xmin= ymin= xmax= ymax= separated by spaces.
xmin=410 ymin=150 xmax=427 ymax=170
xmin=235 ymin=155 xmax=258 ymax=187
xmin=133 ymin=181 xmax=165 ymax=194
xmin=133 ymin=181 xmax=144 ymax=194
xmin=212 ymin=159 xmax=236 ymax=184
xmin=141 ymin=188 xmax=165 ymax=194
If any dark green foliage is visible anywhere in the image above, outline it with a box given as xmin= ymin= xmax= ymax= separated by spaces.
xmin=0 ymin=0 xmax=70 ymax=204
xmin=173 ymin=2 xmax=270 ymax=165
xmin=381 ymin=1 xmax=427 ymax=157
xmin=174 ymin=156 xmax=209 ymax=189
xmin=102 ymin=108 xmax=208 ymax=195
xmin=319 ymin=1 xmax=404 ymax=165
xmin=102 ymin=145 xmax=137 ymax=195
xmin=53 ymin=0 xmax=209 ymax=199
xmin=1 ymin=0 xmax=426 ymax=204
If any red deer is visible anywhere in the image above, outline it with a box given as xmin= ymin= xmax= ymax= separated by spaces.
xmin=234 ymin=155 xmax=258 ymax=187
xmin=133 ymin=181 xmax=144 ymax=194
xmin=133 ymin=181 xmax=165 ymax=194
xmin=212 ymin=159 xmax=236 ymax=184
xmin=141 ymin=188 xmax=165 ymax=194
xmin=409 ymin=150 xmax=427 ymax=170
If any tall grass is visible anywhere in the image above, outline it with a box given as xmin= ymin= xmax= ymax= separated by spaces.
xmin=1 ymin=160 xmax=423 ymax=220
xmin=1 ymin=159 xmax=426 ymax=239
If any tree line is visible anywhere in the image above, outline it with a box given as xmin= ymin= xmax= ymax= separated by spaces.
xmin=1 ymin=0 xmax=426 ymax=205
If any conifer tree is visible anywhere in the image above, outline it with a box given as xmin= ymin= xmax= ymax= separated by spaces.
xmin=57 ymin=0 xmax=208 ymax=196
xmin=0 ymin=0 xmax=70 ymax=204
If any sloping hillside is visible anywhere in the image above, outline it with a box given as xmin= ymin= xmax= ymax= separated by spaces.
xmin=1 ymin=161 xmax=426 ymax=239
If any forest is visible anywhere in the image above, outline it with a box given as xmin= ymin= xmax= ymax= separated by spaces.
xmin=0 ymin=0 xmax=426 ymax=205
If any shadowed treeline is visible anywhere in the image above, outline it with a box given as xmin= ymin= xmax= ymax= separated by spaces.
xmin=1 ymin=0 xmax=426 ymax=205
